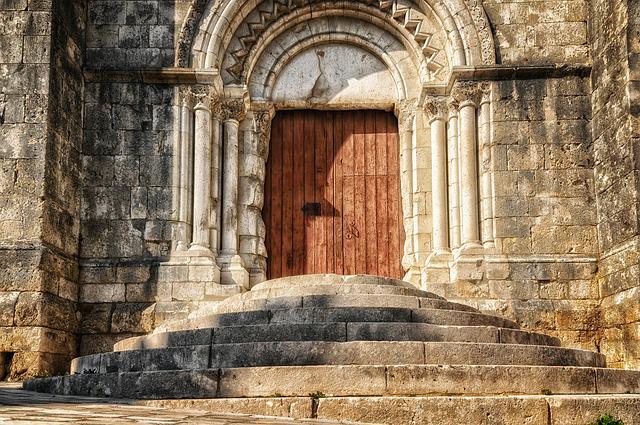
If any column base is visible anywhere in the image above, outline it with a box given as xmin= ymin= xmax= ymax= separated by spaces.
xmin=454 ymin=241 xmax=485 ymax=258
xmin=422 ymin=251 xmax=453 ymax=288
xmin=187 ymin=244 xmax=216 ymax=258
xmin=403 ymin=266 xmax=422 ymax=287
xmin=219 ymin=254 xmax=250 ymax=289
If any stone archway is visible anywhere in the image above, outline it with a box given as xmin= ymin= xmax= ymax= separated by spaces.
xmin=170 ymin=0 xmax=498 ymax=289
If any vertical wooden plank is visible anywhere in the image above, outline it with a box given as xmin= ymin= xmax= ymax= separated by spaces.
xmin=375 ymin=111 xmax=389 ymax=277
xmin=292 ymin=111 xmax=305 ymax=276
xmin=269 ymin=113 xmax=283 ymax=279
xmin=353 ymin=110 xmax=367 ymax=275
xmin=364 ymin=110 xmax=378 ymax=275
xmin=325 ymin=111 xmax=335 ymax=274
xmin=386 ymin=112 xmax=403 ymax=279
xmin=281 ymin=112 xmax=294 ymax=277
xmin=263 ymin=122 xmax=272 ymax=279
xmin=342 ymin=111 xmax=356 ymax=275
xmin=304 ymin=110 xmax=316 ymax=274
xmin=334 ymin=112 xmax=344 ymax=275
xmin=315 ymin=111 xmax=328 ymax=274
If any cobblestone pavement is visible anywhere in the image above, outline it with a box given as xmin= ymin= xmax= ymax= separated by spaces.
xmin=0 ymin=384 xmax=346 ymax=424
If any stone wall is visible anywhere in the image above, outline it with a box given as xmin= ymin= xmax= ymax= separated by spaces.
xmin=0 ymin=0 xmax=85 ymax=380
xmin=484 ymin=0 xmax=589 ymax=64
xmin=427 ymin=74 xmax=601 ymax=352
xmin=591 ymin=0 xmax=640 ymax=369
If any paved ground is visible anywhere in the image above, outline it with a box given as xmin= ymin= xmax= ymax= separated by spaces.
xmin=0 ymin=384 xmax=346 ymax=424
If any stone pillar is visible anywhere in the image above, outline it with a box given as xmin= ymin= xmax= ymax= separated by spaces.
xmin=219 ymin=98 xmax=249 ymax=288
xmin=424 ymin=97 xmax=450 ymax=258
xmin=396 ymin=100 xmax=419 ymax=284
xmin=189 ymin=93 xmax=213 ymax=254
xmin=209 ymin=103 xmax=222 ymax=253
xmin=479 ymin=86 xmax=495 ymax=249
xmin=447 ymin=103 xmax=461 ymax=249
xmin=454 ymin=82 xmax=482 ymax=252
xmin=176 ymin=88 xmax=194 ymax=252
xmin=238 ymin=107 xmax=273 ymax=286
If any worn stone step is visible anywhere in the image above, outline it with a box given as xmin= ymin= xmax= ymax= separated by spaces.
xmin=160 ymin=301 xmax=485 ymax=334
xmin=139 ymin=394 xmax=640 ymax=425
xmin=251 ymin=274 xmax=421 ymax=292
xmin=27 ymin=365 xmax=640 ymax=399
xmin=115 ymin=316 xmax=552 ymax=354
xmin=211 ymin=294 xmax=478 ymax=316
xmin=115 ymin=309 xmax=525 ymax=352
xmin=85 ymin=341 xmax=603 ymax=375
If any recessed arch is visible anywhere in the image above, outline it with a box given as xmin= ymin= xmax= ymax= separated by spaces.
xmin=177 ymin=0 xmax=496 ymax=70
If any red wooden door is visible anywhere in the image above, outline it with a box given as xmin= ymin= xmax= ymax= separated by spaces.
xmin=263 ymin=110 xmax=404 ymax=280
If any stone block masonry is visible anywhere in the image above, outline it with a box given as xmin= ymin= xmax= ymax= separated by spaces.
xmin=1 ymin=0 xmax=640 ymax=382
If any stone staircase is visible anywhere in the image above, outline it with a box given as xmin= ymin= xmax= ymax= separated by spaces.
xmin=24 ymin=275 xmax=640 ymax=424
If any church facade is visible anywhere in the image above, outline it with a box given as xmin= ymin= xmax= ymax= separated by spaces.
xmin=0 ymin=0 xmax=638 ymax=379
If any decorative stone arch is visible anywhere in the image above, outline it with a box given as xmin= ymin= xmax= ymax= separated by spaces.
xmin=172 ymin=0 xmax=498 ymax=289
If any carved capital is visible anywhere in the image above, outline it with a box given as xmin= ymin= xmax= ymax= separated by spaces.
xmin=447 ymin=99 xmax=459 ymax=119
xmin=178 ymin=86 xmax=197 ymax=109
xmin=252 ymin=107 xmax=275 ymax=158
xmin=220 ymin=98 xmax=246 ymax=122
xmin=395 ymin=99 xmax=418 ymax=130
xmin=479 ymin=82 xmax=492 ymax=105
xmin=451 ymin=81 xmax=481 ymax=107
xmin=187 ymin=85 xmax=218 ymax=111
xmin=423 ymin=96 xmax=449 ymax=123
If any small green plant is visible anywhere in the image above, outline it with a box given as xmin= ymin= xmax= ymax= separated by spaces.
xmin=592 ymin=414 xmax=624 ymax=425
xmin=541 ymin=388 xmax=552 ymax=395
xmin=309 ymin=391 xmax=326 ymax=400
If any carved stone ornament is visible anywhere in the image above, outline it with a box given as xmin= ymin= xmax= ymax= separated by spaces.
xmin=451 ymin=81 xmax=481 ymax=107
xmin=395 ymin=99 xmax=418 ymax=130
xmin=183 ymin=85 xmax=218 ymax=111
xmin=423 ymin=96 xmax=449 ymax=122
xmin=479 ymin=82 xmax=492 ymax=105
xmin=253 ymin=109 xmax=275 ymax=158
xmin=220 ymin=98 xmax=247 ymax=122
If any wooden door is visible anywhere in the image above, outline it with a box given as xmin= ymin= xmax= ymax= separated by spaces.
xmin=263 ymin=110 xmax=404 ymax=280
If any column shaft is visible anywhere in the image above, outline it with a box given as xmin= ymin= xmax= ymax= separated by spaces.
xmin=209 ymin=116 xmax=221 ymax=252
xmin=221 ymin=119 xmax=240 ymax=255
xmin=176 ymin=99 xmax=193 ymax=250
xmin=431 ymin=117 xmax=449 ymax=253
xmin=479 ymin=98 xmax=495 ymax=248
xmin=459 ymin=101 xmax=481 ymax=247
xmin=447 ymin=112 xmax=461 ymax=248
xmin=191 ymin=104 xmax=212 ymax=250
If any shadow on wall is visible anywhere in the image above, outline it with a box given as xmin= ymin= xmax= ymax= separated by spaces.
xmin=78 ymin=0 xmax=181 ymax=356
xmin=263 ymin=109 xmax=405 ymax=281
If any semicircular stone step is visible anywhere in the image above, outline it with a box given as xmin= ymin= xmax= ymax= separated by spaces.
xmin=35 ymin=364 xmax=640 ymax=399
xmin=235 ymin=283 xmax=444 ymax=303
xmin=74 ymin=341 xmax=605 ymax=376
xmin=251 ymin=274 xmax=421 ymax=292
xmin=210 ymin=294 xmax=478 ymax=316
xmin=114 ymin=308 xmax=526 ymax=352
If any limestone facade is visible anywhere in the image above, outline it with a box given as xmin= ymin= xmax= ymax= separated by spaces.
xmin=0 ymin=0 xmax=638 ymax=379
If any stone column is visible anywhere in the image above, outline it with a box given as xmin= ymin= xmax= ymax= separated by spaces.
xmin=189 ymin=91 xmax=214 ymax=255
xmin=447 ymin=102 xmax=461 ymax=249
xmin=238 ymin=107 xmax=273 ymax=286
xmin=454 ymin=82 xmax=482 ymax=252
xmin=424 ymin=97 xmax=450 ymax=258
xmin=219 ymin=98 xmax=249 ymax=288
xmin=479 ymin=85 xmax=495 ymax=249
xmin=176 ymin=88 xmax=194 ymax=252
xmin=396 ymin=100 xmax=419 ymax=284
xmin=209 ymin=102 xmax=222 ymax=253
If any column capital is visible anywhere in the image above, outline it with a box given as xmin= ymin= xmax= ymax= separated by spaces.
xmin=219 ymin=98 xmax=247 ymax=122
xmin=423 ymin=96 xmax=449 ymax=124
xmin=479 ymin=82 xmax=492 ymax=106
xmin=395 ymin=99 xmax=418 ymax=131
xmin=187 ymin=84 xmax=219 ymax=111
xmin=451 ymin=81 xmax=482 ymax=107
xmin=252 ymin=106 xmax=275 ymax=158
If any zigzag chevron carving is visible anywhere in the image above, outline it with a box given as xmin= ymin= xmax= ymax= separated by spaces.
xmin=226 ymin=0 xmax=445 ymax=82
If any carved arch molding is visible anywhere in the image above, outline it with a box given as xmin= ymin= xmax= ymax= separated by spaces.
xmin=170 ymin=0 xmax=498 ymax=288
